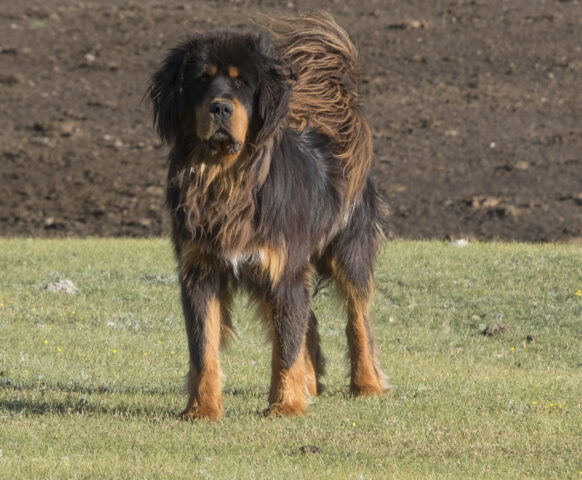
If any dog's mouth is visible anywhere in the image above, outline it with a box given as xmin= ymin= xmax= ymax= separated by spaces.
xmin=207 ymin=128 xmax=242 ymax=155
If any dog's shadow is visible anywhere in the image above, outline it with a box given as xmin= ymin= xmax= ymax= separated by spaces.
xmin=0 ymin=380 xmax=180 ymax=418
xmin=2 ymin=379 xmax=355 ymax=419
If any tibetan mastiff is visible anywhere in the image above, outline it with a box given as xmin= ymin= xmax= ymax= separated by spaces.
xmin=148 ymin=12 xmax=388 ymax=419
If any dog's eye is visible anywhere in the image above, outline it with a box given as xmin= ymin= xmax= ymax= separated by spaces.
xmin=197 ymin=73 xmax=210 ymax=83
xmin=234 ymin=77 xmax=246 ymax=88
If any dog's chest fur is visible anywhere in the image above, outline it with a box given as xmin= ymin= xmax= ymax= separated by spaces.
xmin=173 ymin=157 xmax=257 ymax=252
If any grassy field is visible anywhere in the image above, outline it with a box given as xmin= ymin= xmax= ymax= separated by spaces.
xmin=0 ymin=238 xmax=581 ymax=479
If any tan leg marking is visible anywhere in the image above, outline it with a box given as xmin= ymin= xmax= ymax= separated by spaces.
xmin=266 ymin=340 xmax=308 ymax=417
xmin=304 ymin=345 xmax=318 ymax=397
xmin=181 ymin=297 xmax=223 ymax=421
xmin=260 ymin=246 xmax=286 ymax=286
xmin=255 ymin=295 xmax=309 ymax=417
xmin=331 ymin=259 xmax=386 ymax=396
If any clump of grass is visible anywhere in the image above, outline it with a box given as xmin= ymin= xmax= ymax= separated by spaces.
xmin=0 ymin=238 xmax=581 ymax=479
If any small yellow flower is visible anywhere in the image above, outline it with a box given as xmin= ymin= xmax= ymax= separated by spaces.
xmin=532 ymin=401 xmax=537 ymax=405
xmin=352 ymin=422 xmax=356 ymax=427
xmin=143 ymin=352 xmax=148 ymax=356
xmin=575 ymin=290 xmax=581 ymax=297
xmin=171 ymin=351 xmax=176 ymax=355
xmin=57 ymin=347 xmax=62 ymax=352
xmin=44 ymin=340 xmax=49 ymax=345
xmin=510 ymin=347 xmax=515 ymax=352
xmin=157 ymin=340 xmax=163 ymax=345
xmin=112 ymin=349 xmax=117 ymax=354
xmin=549 ymin=403 xmax=555 ymax=407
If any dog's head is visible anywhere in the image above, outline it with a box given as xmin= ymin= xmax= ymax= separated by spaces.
xmin=149 ymin=31 xmax=292 ymax=165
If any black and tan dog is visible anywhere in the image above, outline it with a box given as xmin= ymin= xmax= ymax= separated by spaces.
xmin=148 ymin=12 xmax=388 ymax=419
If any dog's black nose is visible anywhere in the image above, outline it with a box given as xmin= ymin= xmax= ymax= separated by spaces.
xmin=209 ymin=101 xmax=234 ymax=119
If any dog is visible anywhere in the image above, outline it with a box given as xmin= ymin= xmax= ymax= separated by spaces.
xmin=148 ymin=12 xmax=388 ymax=419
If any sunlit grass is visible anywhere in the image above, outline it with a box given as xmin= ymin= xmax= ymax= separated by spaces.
xmin=1 ymin=238 xmax=581 ymax=479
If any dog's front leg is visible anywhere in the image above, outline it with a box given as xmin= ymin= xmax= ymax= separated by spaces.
xmin=178 ymin=266 xmax=224 ymax=421
xmin=264 ymin=278 xmax=311 ymax=417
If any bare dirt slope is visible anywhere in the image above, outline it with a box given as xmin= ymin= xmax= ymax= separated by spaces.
xmin=1 ymin=0 xmax=581 ymax=241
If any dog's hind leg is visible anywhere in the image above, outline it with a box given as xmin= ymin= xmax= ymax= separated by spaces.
xmin=179 ymin=265 xmax=228 ymax=421
xmin=331 ymin=254 xmax=386 ymax=396
xmin=327 ymin=186 xmax=387 ymax=396
xmin=304 ymin=310 xmax=325 ymax=396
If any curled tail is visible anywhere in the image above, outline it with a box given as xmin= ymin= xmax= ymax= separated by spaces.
xmin=265 ymin=12 xmax=373 ymax=205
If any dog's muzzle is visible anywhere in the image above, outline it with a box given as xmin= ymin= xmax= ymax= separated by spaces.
xmin=206 ymin=100 xmax=242 ymax=154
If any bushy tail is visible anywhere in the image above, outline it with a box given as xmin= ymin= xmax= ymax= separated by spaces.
xmin=265 ymin=12 xmax=373 ymax=205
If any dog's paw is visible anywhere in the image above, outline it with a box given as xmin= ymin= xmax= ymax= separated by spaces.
xmin=180 ymin=405 xmax=222 ymax=421
xmin=263 ymin=402 xmax=306 ymax=418
xmin=349 ymin=383 xmax=389 ymax=397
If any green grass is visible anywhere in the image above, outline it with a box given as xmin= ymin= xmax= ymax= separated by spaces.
xmin=1 ymin=238 xmax=581 ymax=479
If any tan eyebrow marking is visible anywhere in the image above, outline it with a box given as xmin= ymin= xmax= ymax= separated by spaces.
xmin=205 ymin=65 xmax=217 ymax=76
xmin=228 ymin=66 xmax=239 ymax=78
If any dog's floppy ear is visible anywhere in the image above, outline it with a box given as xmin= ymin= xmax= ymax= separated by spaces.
xmin=254 ymin=33 xmax=293 ymax=145
xmin=148 ymin=37 xmax=199 ymax=143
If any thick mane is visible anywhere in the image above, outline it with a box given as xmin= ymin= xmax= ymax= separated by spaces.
xmin=265 ymin=12 xmax=373 ymax=206
xmin=168 ymin=147 xmax=256 ymax=252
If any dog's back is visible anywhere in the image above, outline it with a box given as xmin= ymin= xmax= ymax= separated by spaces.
xmin=267 ymin=12 xmax=373 ymax=206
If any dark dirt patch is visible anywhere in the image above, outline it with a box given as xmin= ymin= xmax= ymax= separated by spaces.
xmin=1 ymin=0 xmax=581 ymax=241
xmin=482 ymin=324 xmax=509 ymax=336
xmin=299 ymin=445 xmax=322 ymax=455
